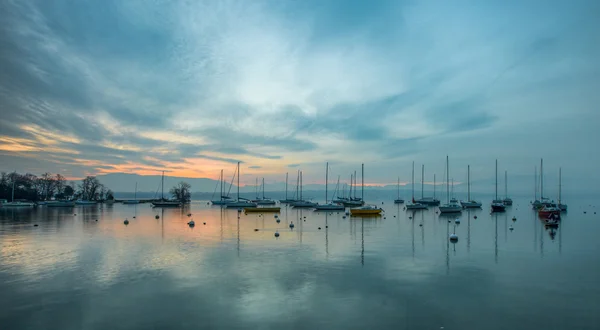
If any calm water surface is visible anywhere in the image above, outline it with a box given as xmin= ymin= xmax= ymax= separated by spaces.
xmin=1 ymin=198 xmax=599 ymax=329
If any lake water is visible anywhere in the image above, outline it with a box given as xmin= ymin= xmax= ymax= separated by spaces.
xmin=1 ymin=198 xmax=599 ymax=329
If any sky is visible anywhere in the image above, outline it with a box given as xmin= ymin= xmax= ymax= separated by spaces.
xmin=0 ymin=0 xmax=599 ymax=192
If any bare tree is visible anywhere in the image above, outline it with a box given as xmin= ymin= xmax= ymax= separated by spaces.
xmin=78 ymin=176 xmax=102 ymax=201
xmin=170 ymin=181 xmax=191 ymax=202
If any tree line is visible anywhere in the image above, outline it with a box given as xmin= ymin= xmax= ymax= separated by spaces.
xmin=0 ymin=172 xmax=113 ymax=202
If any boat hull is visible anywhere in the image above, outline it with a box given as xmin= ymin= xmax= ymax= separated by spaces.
xmin=314 ymin=204 xmax=345 ymax=211
xmin=406 ymin=203 xmax=428 ymax=210
xmin=439 ymin=206 xmax=462 ymax=214
xmin=226 ymin=202 xmax=257 ymax=208
xmin=211 ymin=200 xmax=232 ymax=205
xmin=75 ymin=201 xmax=97 ymax=205
xmin=152 ymin=202 xmax=182 ymax=207
xmin=279 ymin=199 xmax=297 ymax=203
xmin=394 ymin=199 xmax=404 ymax=204
xmin=47 ymin=202 xmax=75 ymax=207
xmin=255 ymin=200 xmax=276 ymax=205
xmin=2 ymin=202 xmax=35 ymax=207
xmin=503 ymin=199 xmax=513 ymax=206
xmin=350 ymin=209 xmax=382 ymax=215
xmin=290 ymin=201 xmax=318 ymax=208
xmin=244 ymin=207 xmax=281 ymax=213
xmin=491 ymin=204 xmax=506 ymax=212
xmin=122 ymin=200 xmax=140 ymax=204
xmin=461 ymin=201 xmax=482 ymax=208
xmin=342 ymin=201 xmax=364 ymax=207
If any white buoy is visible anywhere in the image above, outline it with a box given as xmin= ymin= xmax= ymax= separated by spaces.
xmin=289 ymin=222 xmax=295 ymax=229
xmin=124 ymin=218 xmax=129 ymax=225
xmin=449 ymin=233 xmax=458 ymax=242
xmin=188 ymin=220 xmax=195 ymax=226
xmin=274 ymin=231 xmax=280 ymax=238
xmin=455 ymin=218 xmax=461 ymax=224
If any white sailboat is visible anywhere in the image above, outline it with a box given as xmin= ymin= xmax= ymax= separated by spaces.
xmin=279 ymin=172 xmax=298 ymax=203
xmin=491 ymin=159 xmax=506 ymax=212
xmin=417 ymin=165 xmax=440 ymax=206
xmin=350 ymin=164 xmax=383 ymax=215
xmin=406 ymin=161 xmax=427 ymax=210
xmin=461 ymin=165 xmax=482 ymax=208
xmin=226 ymin=162 xmax=257 ymax=208
xmin=254 ymin=178 xmax=276 ymax=205
xmin=439 ymin=156 xmax=462 ymax=214
xmin=394 ymin=177 xmax=404 ymax=204
xmin=211 ymin=169 xmax=233 ymax=205
xmin=152 ymin=171 xmax=182 ymax=207
xmin=342 ymin=172 xmax=364 ymax=206
xmin=315 ymin=162 xmax=344 ymax=211
xmin=290 ymin=171 xmax=318 ymax=208
xmin=558 ymin=167 xmax=567 ymax=212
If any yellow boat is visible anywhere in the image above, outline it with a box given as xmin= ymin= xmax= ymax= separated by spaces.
xmin=350 ymin=205 xmax=383 ymax=216
xmin=244 ymin=207 xmax=281 ymax=213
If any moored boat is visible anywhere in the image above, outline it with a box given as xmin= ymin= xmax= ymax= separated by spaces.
xmin=350 ymin=204 xmax=383 ymax=216
xmin=151 ymin=171 xmax=182 ymax=208
xmin=244 ymin=207 xmax=281 ymax=213
xmin=439 ymin=156 xmax=462 ymax=214
xmin=405 ymin=161 xmax=427 ymax=210
xmin=491 ymin=160 xmax=506 ymax=212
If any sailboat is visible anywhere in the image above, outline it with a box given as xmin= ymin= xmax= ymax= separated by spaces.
xmin=123 ymin=182 xmax=140 ymax=204
xmin=211 ymin=169 xmax=233 ymax=205
xmin=226 ymin=162 xmax=257 ymax=208
xmin=350 ymin=164 xmax=382 ymax=215
xmin=416 ymin=165 xmax=440 ymax=206
xmin=290 ymin=171 xmax=318 ymax=208
xmin=342 ymin=172 xmax=364 ymax=206
xmin=537 ymin=160 xmax=560 ymax=218
xmin=502 ymin=171 xmax=513 ymax=206
xmin=533 ymin=159 xmax=552 ymax=210
xmin=279 ymin=172 xmax=298 ymax=203
xmin=491 ymin=160 xmax=506 ymax=212
xmin=394 ymin=177 xmax=404 ymax=204
xmin=406 ymin=161 xmax=427 ymax=210
xmin=315 ymin=162 xmax=345 ymax=211
xmin=439 ymin=156 xmax=462 ymax=214
xmin=558 ymin=167 xmax=567 ymax=212
xmin=152 ymin=171 xmax=182 ymax=207
xmin=461 ymin=165 xmax=482 ymax=208
xmin=2 ymin=181 xmax=34 ymax=207
xmin=253 ymin=178 xmax=276 ymax=205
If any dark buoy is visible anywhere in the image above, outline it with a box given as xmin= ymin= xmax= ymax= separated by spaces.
xmin=318 ymin=227 xmax=321 ymax=230
xmin=203 ymin=222 xmax=206 ymax=225
xmin=448 ymin=219 xmax=451 ymax=223
xmin=274 ymin=231 xmax=280 ymax=238
xmin=188 ymin=220 xmax=195 ymax=226
xmin=393 ymin=215 xmax=396 ymax=218
xmin=584 ymin=211 xmax=587 ymax=214
xmin=474 ymin=215 xmax=477 ymax=219
xmin=419 ymin=223 xmax=423 ymax=227
xmin=382 ymin=202 xmax=384 ymax=205
xmin=304 ymin=216 xmax=306 ymax=219
xmin=276 ymin=219 xmax=281 ymax=223
xmin=73 ymin=213 xmax=77 ymax=216
xmin=289 ymin=222 xmax=295 ymax=229
xmin=207 ymin=202 xmax=209 ymax=205
xmin=509 ymin=226 xmax=514 ymax=231
xmin=326 ymin=226 xmax=328 ymax=228
xmin=512 ymin=216 xmax=517 ymax=221
xmin=95 ymin=219 xmax=98 ymax=221
xmin=409 ymin=216 xmax=412 ymax=219
xmin=342 ymin=216 xmax=346 ymax=219
xmin=254 ymin=229 xmax=259 ymax=232
xmin=187 ymin=213 xmax=192 ymax=217
xmin=133 ymin=216 xmax=136 ymax=219
xmin=303 ymin=219 xmax=306 ymax=222
xmin=33 ymin=224 xmax=38 ymax=227
xmin=155 ymin=215 xmax=159 ymax=219
xmin=124 ymin=218 xmax=129 ymax=225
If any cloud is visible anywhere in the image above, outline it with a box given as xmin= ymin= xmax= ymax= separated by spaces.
xmin=0 ymin=0 xmax=598 ymax=187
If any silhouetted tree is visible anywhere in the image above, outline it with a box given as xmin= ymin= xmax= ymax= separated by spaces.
xmin=170 ymin=182 xmax=191 ymax=202
xmin=78 ymin=176 xmax=102 ymax=201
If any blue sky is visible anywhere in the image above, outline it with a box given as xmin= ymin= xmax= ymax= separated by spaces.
xmin=0 ymin=0 xmax=598 ymax=192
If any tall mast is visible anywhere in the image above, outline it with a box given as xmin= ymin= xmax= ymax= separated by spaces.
xmin=220 ymin=169 xmax=223 ymax=201
xmin=325 ymin=162 xmax=329 ymax=203
xmin=559 ymin=167 xmax=562 ymax=204
xmin=285 ymin=172 xmax=288 ymax=200
xmin=296 ymin=170 xmax=300 ymax=199
xmin=505 ymin=170 xmax=508 ymax=199
xmin=161 ymin=171 xmax=164 ymax=200
xmin=262 ymin=178 xmax=265 ymax=199
xmin=446 ymin=156 xmax=450 ymax=204
xmin=421 ymin=164 xmax=424 ymax=199
xmin=434 ymin=174 xmax=437 ymax=200
xmin=300 ymin=171 xmax=303 ymax=200
xmin=495 ymin=159 xmax=498 ymax=200
xmin=134 ymin=182 xmax=137 ymax=200
xmin=411 ymin=161 xmax=415 ymax=201
xmin=540 ymin=158 xmax=544 ymax=199
xmin=237 ymin=162 xmax=240 ymax=200
xmin=397 ymin=177 xmax=400 ymax=199
xmin=255 ymin=178 xmax=258 ymax=199
xmin=354 ymin=170 xmax=357 ymax=199
xmin=361 ymin=163 xmax=364 ymax=202
xmin=534 ymin=166 xmax=537 ymax=200
xmin=349 ymin=174 xmax=352 ymax=199
xmin=467 ymin=165 xmax=471 ymax=201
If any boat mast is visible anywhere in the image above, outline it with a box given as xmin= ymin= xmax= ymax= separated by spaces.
xmin=354 ymin=170 xmax=357 ymax=199
xmin=397 ymin=177 xmax=400 ymax=199
xmin=505 ymin=170 xmax=508 ymax=199
xmin=161 ymin=171 xmax=164 ymax=200
xmin=300 ymin=171 xmax=303 ymax=200
xmin=446 ymin=156 xmax=450 ymax=204
xmin=421 ymin=164 xmax=424 ymax=199
xmin=285 ymin=172 xmax=288 ymax=200
xmin=361 ymin=163 xmax=364 ymax=202
xmin=255 ymin=178 xmax=258 ymax=199
xmin=411 ymin=161 xmax=415 ymax=201
xmin=495 ymin=159 xmax=498 ymax=200
xmin=540 ymin=158 xmax=544 ymax=199
xmin=262 ymin=178 xmax=265 ymax=199
xmin=237 ymin=162 xmax=240 ymax=201
xmin=325 ymin=162 xmax=329 ymax=203
xmin=534 ymin=166 xmax=537 ymax=200
xmin=296 ymin=170 xmax=300 ymax=200
xmin=220 ymin=169 xmax=223 ymax=202
xmin=559 ymin=167 xmax=562 ymax=204
xmin=434 ymin=174 xmax=436 ymax=200
xmin=467 ymin=165 xmax=471 ymax=201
